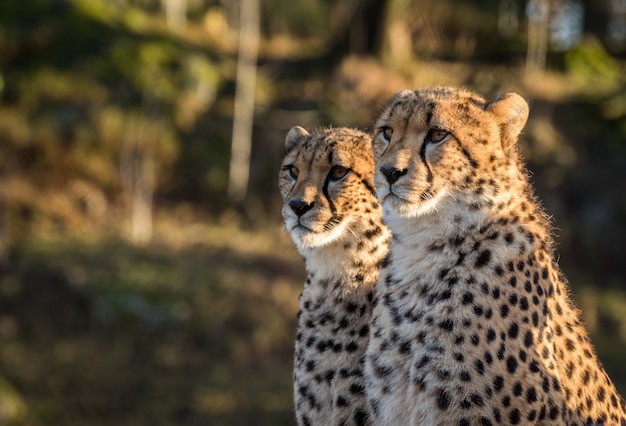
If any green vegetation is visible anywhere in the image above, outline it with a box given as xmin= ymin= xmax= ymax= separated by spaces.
xmin=0 ymin=0 xmax=625 ymax=424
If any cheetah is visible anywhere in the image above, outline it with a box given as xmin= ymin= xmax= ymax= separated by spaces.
xmin=279 ymin=126 xmax=390 ymax=426
xmin=364 ymin=86 xmax=626 ymax=425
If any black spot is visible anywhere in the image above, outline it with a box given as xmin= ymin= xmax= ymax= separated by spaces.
xmin=532 ymin=311 xmax=539 ymax=326
xmin=519 ymin=297 xmax=529 ymax=311
xmin=439 ymin=268 xmax=450 ymax=279
xmin=492 ymin=288 xmax=500 ymax=299
xmin=524 ymin=331 xmax=533 ymax=347
xmin=479 ymin=417 xmax=492 ymax=426
xmin=502 ymin=396 xmax=511 ymax=407
xmin=509 ymin=408 xmax=521 ymax=424
xmin=350 ymin=383 xmax=365 ymax=395
xmin=500 ymin=304 xmax=509 ymax=318
xmin=336 ymin=396 xmax=349 ymax=407
xmin=460 ymin=419 xmax=470 ymax=426
xmin=527 ymin=387 xmax=537 ymax=402
xmin=316 ymin=340 xmax=329 ymax=352
xmin=508 ymin=276 xmax=517 ymax=287
xmin=359 ymin=325 xmax=369 ymax=337
xmin=524 ymin=280 xmax=532 ymax=293
xmin=438 ymin=389 xmax=451 ymax=410
xmin=497 ymin=343 xmax=506 ymax=360
xmin=494 ymin=375 xmax=504 ymax=391
xmin=487 ymin=328 xmax=496 ymax=342
xmin=508 ymin=323 xmax=519 ymax=339
xmin=474 ymin=359 xmax=485 ymax=375
xmin=462 ymin=292 xmax=474 ymax=305
xmin=345 ymin=341 xmax=359 ymax=352
xmin=471 ymin=393 xmax=484 ymax=406
xmin=416 ymin=355 xmax=430 ymax=369
xmin=460 ymin=371 xmax=471 ymax=381
xmin=513 ymin=382 xmax=523 ymax=396
xmin=399 ymin=340 xmax=411 ymax=354
xmin=549 ymin=404 xmax=560 ymax=419
xmin=373 ymin=363 xmax=392 ymax=378
xmin=439 ymin=319 xmax=454 ymax=332
xmin=354 ymin=409 xmax=368 ymax=426
xmin=506 ymin=356 xmax=518 ymax=373
xmin=475 ymin=250 xmax=491 ymax=267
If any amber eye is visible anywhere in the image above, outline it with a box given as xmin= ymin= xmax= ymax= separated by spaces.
xmin=283 ymin=165 xmax=298 ymax=179
xmin=380 ymin=126 xmax=393 ymax=142
xmin=330 ymin=165 xmax=349 ymax=180
xmin=427 ymin=128 xmax=449 ymax=144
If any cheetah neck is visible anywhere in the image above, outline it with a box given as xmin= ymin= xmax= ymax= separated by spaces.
xmin=386 ymin=175 xmax=553 ymax=274
xmin=300 ymin=217 xmax=390 ymax=296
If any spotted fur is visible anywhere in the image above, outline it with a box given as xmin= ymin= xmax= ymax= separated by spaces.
xmin=365 ymin=87 xmax=626 ymax=425
xmin=279 ymin=126 xmax=390 ymax=426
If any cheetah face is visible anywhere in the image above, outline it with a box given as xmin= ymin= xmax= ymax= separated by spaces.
xmin=279 ymin=126 xmax=378 ymax=251
xmin=372 ymin=87 xmax=528 ymax=219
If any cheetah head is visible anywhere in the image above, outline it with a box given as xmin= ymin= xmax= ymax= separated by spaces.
xmin=372 ymin=86 xmax=529 ymax=219
xmin=279 ymin=126 xmax=379 ymax=251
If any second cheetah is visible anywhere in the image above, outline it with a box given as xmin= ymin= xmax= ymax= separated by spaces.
xmin=365 ymin=86 xmax=626 ymax=425
xmin=279 ymin=126 xmax=390 ymax=425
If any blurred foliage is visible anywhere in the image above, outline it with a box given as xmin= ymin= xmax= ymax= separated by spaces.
xmin=0 ymin=0 xmax=625 ymax=424
xmin=0 ymin=219 xmax=303 ymax=425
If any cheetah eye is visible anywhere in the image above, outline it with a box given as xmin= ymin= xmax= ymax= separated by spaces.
xmin=283 ymin=165 xmax=299 ymax=179
xmin=330 ymin=165 xmax=350 ymax=180
xmin=426 ymin=128 xmax=449 ymax=144
xmin=380 ymin=126 xmax=393 ymax=142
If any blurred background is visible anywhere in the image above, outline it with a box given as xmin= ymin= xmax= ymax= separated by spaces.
xmin=0 ymin=0 xmax=625 ymax=424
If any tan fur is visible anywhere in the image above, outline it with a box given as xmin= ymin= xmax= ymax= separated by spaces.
xmin=279 ymin=127 xmax=390 ymax=426
xmin=365 ymin=87 xmax=626 ymax=425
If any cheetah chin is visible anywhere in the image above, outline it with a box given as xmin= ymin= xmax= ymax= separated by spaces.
xmin=382 ymin=188 xmax=449 ymax=219
xmin=289 ymin=218 xmax=352 ymax=249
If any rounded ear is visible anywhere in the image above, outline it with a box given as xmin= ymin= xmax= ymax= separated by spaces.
xmin=488 ymin=93 xmax=529 ymax=151
xmin=284 ymin=126 xmax=310 ymax=152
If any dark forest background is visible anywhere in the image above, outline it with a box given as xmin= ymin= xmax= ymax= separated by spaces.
xmin=0 ymin=0 xmax=625 ymax=424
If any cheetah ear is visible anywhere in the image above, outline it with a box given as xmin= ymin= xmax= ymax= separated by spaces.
xmin=285 ymin=126 xmax=310 ymax=152
xmin=488 ymin=93 xmax=529 ymax=151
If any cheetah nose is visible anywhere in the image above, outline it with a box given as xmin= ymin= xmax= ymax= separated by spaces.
xmin=379 ymin=166 xmax=408 ymax=185
xmin=289 ymin=199 xmax=315 ymax=217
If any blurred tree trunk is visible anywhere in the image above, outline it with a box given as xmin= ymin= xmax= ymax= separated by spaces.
xmin=526 ymin=0 xmax=550 ymax=75
xmin=499 ymin=0 xmax=520 ymax=36
xmin=228 ymin=0 xmax=260 ymax=202
xmin=120 ymin=90 xmax=159 ymax=246
xmin=162 ymin=0 xmax=187 ymax=31
xmin=380 ymin=0 xmax=414 ymax=64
